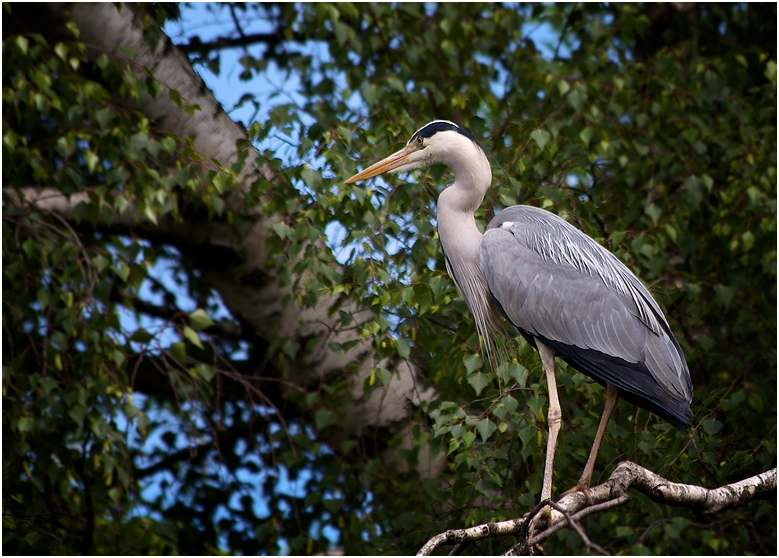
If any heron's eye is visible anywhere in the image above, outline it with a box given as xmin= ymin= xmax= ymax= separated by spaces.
xmin=415 ymin=136 xmax=424 ymax=148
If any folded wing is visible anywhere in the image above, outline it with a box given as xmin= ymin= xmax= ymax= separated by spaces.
xmin=481 ymin=206 xmax=693 ymax=429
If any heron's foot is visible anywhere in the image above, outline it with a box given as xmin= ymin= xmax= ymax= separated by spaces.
xmin=561 ymin=480 xmax=593 ymax=504
xmin=526 ymin=503 xmax=550 ymax=545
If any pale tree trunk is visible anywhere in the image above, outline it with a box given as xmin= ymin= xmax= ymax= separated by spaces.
xmin=28 ymin=2 xmax=444 ymax=477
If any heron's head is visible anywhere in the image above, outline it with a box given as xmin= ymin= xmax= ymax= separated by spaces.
xmin=345 ymin=120 xmax=482 ymax=184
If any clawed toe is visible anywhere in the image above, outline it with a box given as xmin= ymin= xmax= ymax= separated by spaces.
xmin=561 ymin=481 xmax=593 ymax=504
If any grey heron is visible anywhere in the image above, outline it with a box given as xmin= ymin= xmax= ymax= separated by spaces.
xmin=345 ymin=120 xmax=693 ymax=502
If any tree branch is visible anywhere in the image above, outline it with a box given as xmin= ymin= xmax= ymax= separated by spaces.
xmin=115 ymin=289 xmax=245 ymax=341
xmin=178 ymin=30 xmax=305 ymax=54
xmin=416 ymin=462 xmax=777 ymax=556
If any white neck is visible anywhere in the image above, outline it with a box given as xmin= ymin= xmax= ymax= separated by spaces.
xmin=436 ymin=134 xmax=492 ymax=213
xmin=436 ymin=133 xmax=492 ymax=261
xmin=434 ymin=135 xmax=503 ymax=351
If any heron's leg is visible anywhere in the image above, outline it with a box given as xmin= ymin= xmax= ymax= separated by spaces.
xmin=528 ymin=341 xmax=562 ymax=538
xmin=563 ymin=382 xmax=619 ymax=496
xmin=537 ymin=341 xmax=562 ymax=502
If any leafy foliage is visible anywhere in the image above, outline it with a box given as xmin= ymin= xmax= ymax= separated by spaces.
xmin=2 ymin=13 xmax=234 ymax=554
xmin=3 ymin=3 xmax=776 ymax=555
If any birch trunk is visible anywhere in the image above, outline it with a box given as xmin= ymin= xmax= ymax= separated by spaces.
xmin=38 ymin=1 xmax=444 ymax=477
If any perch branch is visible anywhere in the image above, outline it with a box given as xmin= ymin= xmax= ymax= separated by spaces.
xmin=416 ymin=462 xmax=776 ymax=556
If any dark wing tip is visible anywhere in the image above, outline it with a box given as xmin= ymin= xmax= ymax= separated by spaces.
xmin=536 ymin=334 xmax=694 ymax=432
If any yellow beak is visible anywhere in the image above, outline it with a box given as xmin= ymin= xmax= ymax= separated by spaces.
xmin=345 ymin=147 xmax=413 ymax=184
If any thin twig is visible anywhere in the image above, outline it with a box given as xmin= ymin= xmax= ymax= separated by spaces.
xmin=550 ymin=500 xmax=608 ymax=555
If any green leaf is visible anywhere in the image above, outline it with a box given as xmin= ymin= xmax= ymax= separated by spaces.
xmin=713 ymin=284 xmax=736 ymax=309
xmin=333 ymin=21 xmax=351 ymax=46
xmin=741 ymin=230 xmax=755 ymax=251
xmin=395 ymin=338 xmax=410 ymax=359
xmin=114 ymin=196 xmax=129 ymax=215
xmin=579 ymin=127 xmax=594 ymax=147
xmin=509 ymin=364 xmax=529 ymax=387
xmin=608 ymin=232 xmax=626 ymax=247
xmin=183 ymin=326 xmax=204 ymax=349
xmin=3 ymin=130 xmax=18 ymax=151
xmin=467 ymin=373 xmax=490 ymax=396
xmin=169 ymin=89 xmax=182 ymax=108
xmin=301 ymin=168 xmax=322 ymax=189
xmin=645 ymin=203 xmax=662 ymax=225
xmin=39 ymin=377 xmax=58 ymax=395
xmin=633 ymin=543 xmax=651 ymax=555
xmin=54 ymin=42 xmax=68 ymax=61
xmin=112 ymin=349 xmax=125 ymax=368
xmin=282 ymin=339 xmax=301 ymax=359
xmin=212 ymin=173 xmax=227 ymax=194
xmin=566 ymin=85 xmax=587 ymax=113
xmin=24 ymin=533 xmax=41 ymax=547
xmin=143 ymin=205 xmax=158 ymax=225
xmin=451 ymin=423 xmax=466 ymax=439
xmin=683 ymin=176 xmax=704 ymax=209
xmin=638 ymin=437 xmax=656 ymax=455
xmin=494 ymin=395 xmax=519 ymax=420
xmin=50 ymin=331 xmax=68 ymax=351
xmin=272 ymin=221 xmax=294 ymax=240
xmin=314 ymin=409 xmax=337 ymax=430
xmin=195 ymin=364 xmax=215 ymax=382
xmin=188 ymin=308 xmax=215 ymax=330
xmin=170 ymin=341 xmax=186 ymax=364
xmin=463 ymin=354 xmax=482 ymax=374
xmin=385 ymin=75 xmax=405 ymax=93
xmin=701 ymin=419 xmax=723 ymax=437
xmin=118 ymin=44 xmax=137 ymax=59
xmin=665 ymin=517 xmax=691 ymax=540
xmin=15 ymin=35 xmax=28 ymax=54
xmin=361 ymin=84 xmax=382 ymax=105
xmin=110 ymin=263 xmax=130 ymax=283
xmin=68 ymin=405 xmax=87 ymax=424
xmin=131 ymin=328 xmax=153 ymax=344
xmin=84 ymin=150 xmax=99 ymax=174
xmin=527 ymin=395 xmax=546 ymax=420
xmin=530 ymin=129 xmax=551 ymax=151
xmin=17 ymin=417 xmax=33 ymax=433
xmin=475 ymin=478 xmax=495 ymax=497
xmin=748 ymin=392 xmax=764 ymax=412
xmin=765 ymin=60 xmax=777 ymax=85
xmin=375 ymin=366 xmax=392 ymax=387
xmin=476 ymin=418 xmax=497 ymax=442
xmin=518 ymin=425 xmax=537 ymax=448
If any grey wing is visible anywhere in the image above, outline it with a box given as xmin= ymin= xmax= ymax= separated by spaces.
xmin=481 ymin=206 xmax=693 ymax=405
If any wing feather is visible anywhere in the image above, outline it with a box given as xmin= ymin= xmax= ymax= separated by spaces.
xmin=481 ymin=206 xmax=693 ymax=413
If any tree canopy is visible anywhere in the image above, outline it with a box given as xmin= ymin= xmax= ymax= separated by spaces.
xmin=3 ymin=3 xmax=776 ymax=555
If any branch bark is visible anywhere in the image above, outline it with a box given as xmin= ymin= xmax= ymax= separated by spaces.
xmin=178 ymin=30 xmax=313 ymax=54
xmin=417 ymin=463 xmax=777 ymax=556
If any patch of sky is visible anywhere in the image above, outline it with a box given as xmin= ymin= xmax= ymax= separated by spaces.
xmin=165 ymin=3 xmax=365 ymax=171
xmin=324 ymin=220 xmax=351 ymax=265
xmin=524 ymin=19 xmax=574 ymax=60
xmin=127 ymin=379 xmax=343 ymax=552
xmin=165 ymin=6 xmax=300 ymax=127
